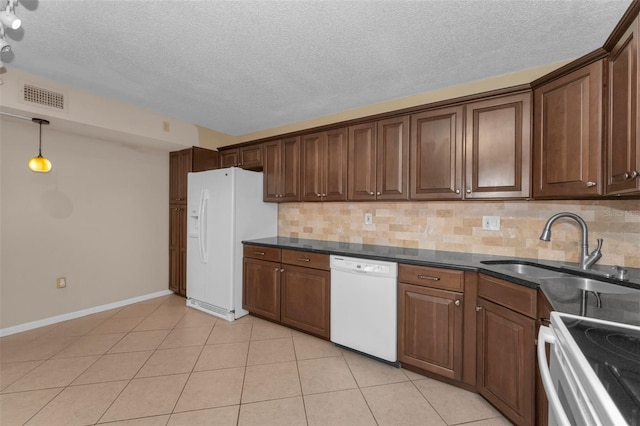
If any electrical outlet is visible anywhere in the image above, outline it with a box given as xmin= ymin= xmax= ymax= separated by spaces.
xmin=482 ymin=216 xmax=500 ymax=231
xmin=162 ymin=121 xmax=170 ymax=132
xmin=56 ymin=277 xmax=67 ymax=288
xmin=364 ymin=213 xmax=373 ymax=225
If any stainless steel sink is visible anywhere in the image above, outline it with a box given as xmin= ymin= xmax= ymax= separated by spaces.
xmin=541 ymin=277 xmax=637 ymax=294
xmin=480 ymin=261 xmax=563 ymax=279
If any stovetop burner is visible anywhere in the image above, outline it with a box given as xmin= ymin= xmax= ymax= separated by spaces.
xmin=584 ymin=327 xmax=640 ymax=363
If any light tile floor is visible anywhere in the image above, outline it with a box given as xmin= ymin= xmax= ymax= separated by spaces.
xmin=0 ymin=294 xmax=511 ymax=425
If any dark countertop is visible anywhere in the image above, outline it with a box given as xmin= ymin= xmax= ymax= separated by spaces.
xmin=243 ymin=236 xmax=640 ymax=326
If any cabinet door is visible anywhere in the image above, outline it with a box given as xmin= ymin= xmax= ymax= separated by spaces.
xmin=301 ymin=132 xmax=324 ymax=201
xmin=263 ymin=141 xmax=281 ymax=202
xmin=280 ymin=137 xmax=300 ymax=202
xmin=169 ymin=150 xmax=192 ymax=203
xmin=477 ymin=297 xmax=535 ymax=426
xmin=533 ymin=61 xmax=603 ymax=198
xmin=348 ymin=122 xmax=377 ymax=200
xmin=169 ymin=205 xmax=187 ymax=295
xmin=239 ymin=144 xmax=263 ymax=170
xmin=281 ymin=264 xmax=330 ymax=338
xmin=465 ymin=93 xmax=532 ymax=199
xmin=220 ymin=149 xmax=239 ymax=168
xmin=410 ymin=107 xmax=464 ymax=200
xmin=323 ymin=127 xmax=348 ymax=201
xmin=398 ymin=283 xmax=463 ymax=380
xmin=377 ymin=116 xmax=409 ymax=200
xmin=607 ymin=16 xmax=640 ymax=195
xmin=192 ymin=147 xmax=220 ymax=172
xmin=243 ymin=258 xmax=281 ymax=321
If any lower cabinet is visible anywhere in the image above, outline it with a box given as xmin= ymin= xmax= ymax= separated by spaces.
xmin=476 ymin=274 xmax=536 ymax=426
xmin=243 ymin=257 xmax=281 ymax=321
xmin=242 ymin=245 xmax=330 ymax=339
xmin=397 ymin=264 xmax=465 ymax=381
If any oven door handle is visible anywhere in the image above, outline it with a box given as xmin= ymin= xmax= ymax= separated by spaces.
xmin=537 ymin=326 xmax=572 ymax=426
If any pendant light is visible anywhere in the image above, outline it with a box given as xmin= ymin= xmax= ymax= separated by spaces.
xmin=28 ymin=118 xmax=52 ymax=172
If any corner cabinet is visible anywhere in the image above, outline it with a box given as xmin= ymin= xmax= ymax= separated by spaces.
xmin=300 ymin=128 xmax=348 ymax=202
xmin=398 ymin=264 xmax=465 ymax=381
xmin=607 ymin=15 xmax=640 ymax=195
xmin=169 ymin=147 xmax=219 ymax=296
xmin=263 ymin=137 xmax=300 ymax=202
xmin=533 ymin=60 xmax=604 ymax=198
xmin=476 ymin=274 xmax=536 ymax=426
xmin=348 ymin=116 xmax=410 ymax=201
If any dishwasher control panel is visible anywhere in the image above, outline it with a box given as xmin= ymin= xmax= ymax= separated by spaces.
xmin=330 ymin=256 xmax=397 ymax=276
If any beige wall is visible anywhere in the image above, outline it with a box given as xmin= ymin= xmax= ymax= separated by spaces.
xmin=279 ymin=200 xmax=640 ymax=268
xmin=0 ymin=117 xmax=169 ymax=328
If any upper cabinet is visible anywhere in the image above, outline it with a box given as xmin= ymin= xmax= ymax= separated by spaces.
xmin=300 ymin=128 xmax=348 ymax=202
xmin=263 ymin=137 xmax=300 ymax=202
xmin=464 ymin=92 xmax=532 ymax=199
xmin=169 ymin=147 xmax=219 ymax=204
xmin=532 ymin=60 xmax=604 ymax=198
xmin=410 ymin=106 xmax=464 ymax=200
xmin=348 ymin=116 xmax=410 ymax=201
xmin=607 ymin=15 xmax=640 ymax=195
xmin=219 ymin=144 xmax=264 ymax=170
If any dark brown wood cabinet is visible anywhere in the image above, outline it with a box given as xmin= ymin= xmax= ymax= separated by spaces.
xmin=533 ymin=60 xmax=604 ymax=198
xmin=219 ymin=144 xmax=264 ymax=170
xmin=607 ymin=15 xmax=640 ymax=195
xmin=410 ymin=106 xmax=464 ymax=200
xmin=398 ymin=265 xmax=465 ymax=381
xmin=476 ymin=274 xmax=536 ymax=426
xmin=300 ymin=128 xmax=348 ymax=202
xmin=263 ymin=137 xmax=300 ymax=202
xmin=242 ymin=245 xmax=330 ymax=339
xmin=465 ymin=92 xmax=532 ymax=199
xmin=281 ymin=250 xmax=330 ymax=338
xmin=169 ymin=147 xmax=218 ymax=296
xmin=348 ymin=116 xmax=409 ymax=201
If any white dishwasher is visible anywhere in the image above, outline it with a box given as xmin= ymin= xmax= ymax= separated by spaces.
xmin=330 ymin=255 xmax=398 ymax=363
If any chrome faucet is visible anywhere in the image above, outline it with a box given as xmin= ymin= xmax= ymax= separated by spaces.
xmin=539 ymin=212 xmax=603 ymax=271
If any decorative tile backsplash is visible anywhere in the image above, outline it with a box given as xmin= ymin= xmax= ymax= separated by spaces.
xmin=278 ymin=199 xmax=640 ymax=268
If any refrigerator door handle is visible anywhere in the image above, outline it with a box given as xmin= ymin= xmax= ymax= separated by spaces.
xmin=198 ymin=189 xmax=210 ymax=263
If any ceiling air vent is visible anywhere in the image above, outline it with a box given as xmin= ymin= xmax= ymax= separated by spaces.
xmin=22 ymin=83 xmax=65 ymax=110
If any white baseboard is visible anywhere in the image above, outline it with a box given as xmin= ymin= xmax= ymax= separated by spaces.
xmin=0 ymin=290 xmax=174 ymax=337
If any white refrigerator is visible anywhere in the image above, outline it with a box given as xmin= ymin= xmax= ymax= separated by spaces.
xmin=186 ymin=167 xmax=277 ymax=321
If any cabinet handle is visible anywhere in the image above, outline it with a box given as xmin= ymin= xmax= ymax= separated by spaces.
xmin=455 ymin=189 xmax=460 ymax=194
xmin=586 ymin=181 xmax=596 ymax=187
xmin=630 ymin=171 xmax=638 ymax=179
xmin=316 ymin=193 xmax=321 ymax=197
xmin=369 ymin=192 xmax=375 ymax=196
xmin=297 ymin=258 xmax=311 ymax=262
xmin=322 ymin=193 xmax=326 ymax=197
xmin=280 ymin=268 xmax=284 ymax=272
xmin=476 ymin=306 xmax=483 ymax=312
xmin=274 ymin=268 xmax=279 ymax=272
xmin=254 ymin=251 xmax=265 ymax=256
xmin=454 ymin=300 xmax=461 ymax=307
xmin=466 ymin=189 xmax=471 ymax=194
xmin=376 ymin=191 xmax=381 ymax=196
xmin=417 ymin=275 xmax=440 ymax=281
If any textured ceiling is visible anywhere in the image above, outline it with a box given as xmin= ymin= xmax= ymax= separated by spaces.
xmin=2 ymin=0 xmax=632 ymax=136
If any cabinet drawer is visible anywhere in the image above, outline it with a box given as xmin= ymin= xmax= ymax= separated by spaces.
xmin=478 ymin=274 xmax=536 ymax=318
xmin=281 ymin=249 xmax=329 ymax=270
xmin=243 ymin=245 xmax=281 ymax=262
xmin=398 ymin=264 xmax=464 ymax=291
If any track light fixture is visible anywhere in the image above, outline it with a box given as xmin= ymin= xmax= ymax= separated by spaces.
xmin=0 ymin=0 xmax=21 ymax=69
xmin=28 ymin=118 xmax=52 ymax=173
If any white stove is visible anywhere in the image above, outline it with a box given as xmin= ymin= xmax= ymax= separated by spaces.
xmin=538 ymin=311 xmax=640 ymax=425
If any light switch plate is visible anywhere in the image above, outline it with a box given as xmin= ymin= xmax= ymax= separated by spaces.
xmin=482 ymin=216 xmax=500 ymax=231
xmin=364 ymin=213 xmax=373 ymax=225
